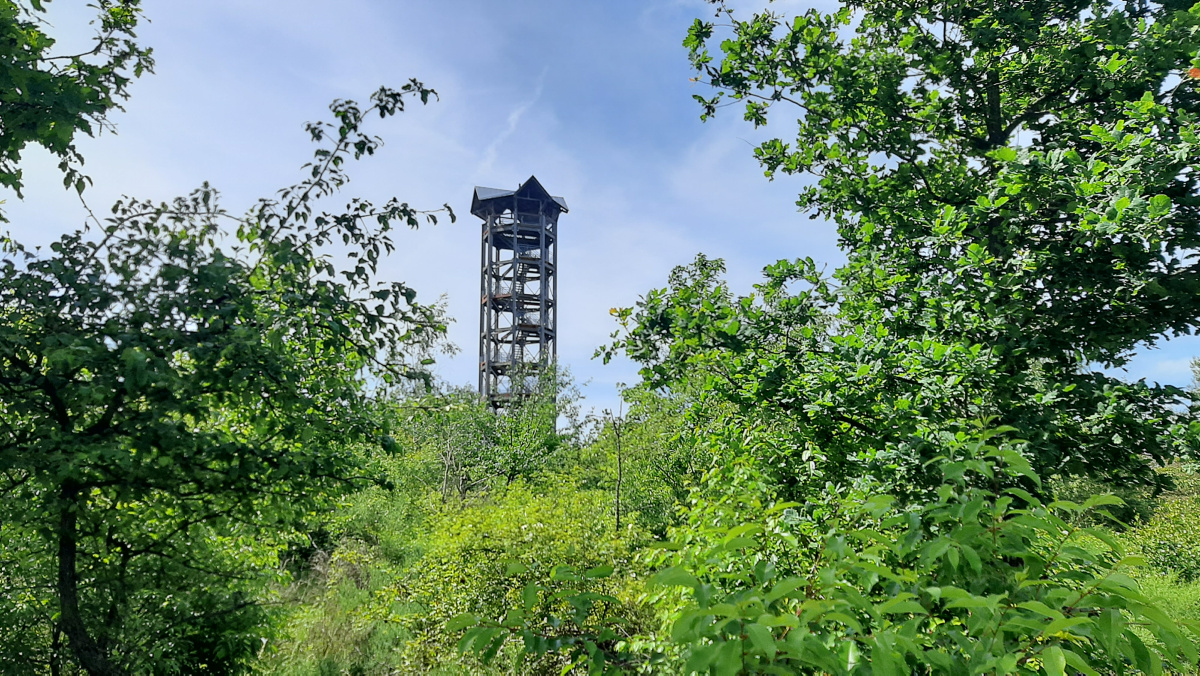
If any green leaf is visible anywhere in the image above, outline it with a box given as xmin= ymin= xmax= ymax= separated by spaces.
xmin=878 ymin=600 xmax=927 ymax=616
xmin=757 ymin=613 xmax=800 ymax=628
xmin=765 ymin=577 xmax=805 ymax=604
xmin=961 ymin=545 xmax=983 ymax=575
xmin=654 ymin=567 xmax=700 ymax=589
xmin=445 ymin=613 xmax=479 ymax=632
xmin=1062 ymin=648 xmax=1101 ymax=676
xmin=1148 ymin=194 xmax=1172 ymax=217
xmin=522 ymin=582 xmax=540 ymax=612
xmin=992 ymin=147 xmax=1018 ymax=162
xmin=685 ymin=643 xmax=719 ymax=674
xmin=584 ymin=564 xmax=614 ymax=579
xmin=1041 ymin=616 xmax=1091 ymax=638
xmin=727 ymin=523 xmax=765 ymax=539
xmin=459 ymin=627 xmax=503 ymax=657
xmin=746 ymin=623 xmax=777 ymax=659
xmin=1043 ymin=645 xmax=1066 ymax=676
xmin=714 ymin=639 xmax=745 ymax=676
xmin=1017 ymin=600 xmax=1063 ymax=619
xmin=943 ymin=593 xmax=989 ymax=610
xmin=551 ymin=565 xmax=580 ymax=582
xmin=723 ymin=536 xmax=758 ymax=550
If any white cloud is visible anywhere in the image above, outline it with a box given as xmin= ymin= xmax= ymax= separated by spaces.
xmin=7 ymin=0 xmax=1193 ymax=419
xmin=477 ymin=70 xmax=549 ymax=177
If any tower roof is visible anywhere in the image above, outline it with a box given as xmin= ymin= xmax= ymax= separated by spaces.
xmin=471 ymin=175 xmax=568 ymax=217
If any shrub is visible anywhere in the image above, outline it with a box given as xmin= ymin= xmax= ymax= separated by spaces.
xmin=394 ymin=481 xmax=649 ymax=673
xmin=1162 ymin=463 xmax=1200 ymax=498
xmin=463 ymin=429 xmax=1200 ymax=674
xmin=1138 ymin=572 xmax=1200 ymax=633
xmin=327 ymin=483 xmax=430 ymax=567
xmin=656 ymin=432 xmax=1200 ymax=675
xmin=1051 ymin=474 xmax=1157 ymax=529
xmin=1126 ymin=495 xmax=1200 ymax=583
xmin=259 ymin=544 xmax=409 ymax=675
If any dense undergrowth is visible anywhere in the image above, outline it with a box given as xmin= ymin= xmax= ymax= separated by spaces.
xmin=250 ymin=387 xmax=1200 ymax=674
xmin=255 ymin=380 xmax=692 ymax=675
xmin=7 ymin=0 xmax=1200 ymax=672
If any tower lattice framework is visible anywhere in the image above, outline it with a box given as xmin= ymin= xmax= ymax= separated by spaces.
xmin=472 ymin=176 xmax=567 ymax=409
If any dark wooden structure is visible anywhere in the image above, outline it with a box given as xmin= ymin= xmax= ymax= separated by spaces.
xmin=472 ymin=176 xmax=567 ymax=409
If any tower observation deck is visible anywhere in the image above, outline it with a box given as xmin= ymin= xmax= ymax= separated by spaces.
xmin=471 ymin=176 xmax=567 ymax=409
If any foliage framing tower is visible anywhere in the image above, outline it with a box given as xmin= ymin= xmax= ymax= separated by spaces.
xmin=472 ymin=176 xmax=567 ymax=409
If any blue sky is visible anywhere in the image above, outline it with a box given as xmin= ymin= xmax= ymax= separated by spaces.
xmin=5 ymin=0 xmax=1196 ymax=416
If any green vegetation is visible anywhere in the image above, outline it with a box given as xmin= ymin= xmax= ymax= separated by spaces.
xmin=3 ymin=0 xmax=1200 ymax=673
xmin=0 ymin=78 xmax=451 ymax=672
xmin=0 ymin=0 xmax=151 ymax=213
xmin=1124 ymin=466 xmax=1200 ymax=582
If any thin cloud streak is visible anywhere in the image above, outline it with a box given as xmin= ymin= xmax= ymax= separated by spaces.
xmin=477 ymin=68 xmax=549 ymax=179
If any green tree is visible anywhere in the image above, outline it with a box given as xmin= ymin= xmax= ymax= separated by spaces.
xmin=570 ymin=381 xmax=717 ymax=536
xmin=610 ymin=0 xmax=1200 ymax=489
xmin=502 ymin=0 xmax=1200 ymax=671
xmin=0 ymin=0 xmax=152 ymax=211
xmin=394 ymin=369 xmax=582 ymax=501
xmin=0 ymin=82 xmax=451 ymax=674
xmin=655 ymin=430 xmax=1200 ymax=675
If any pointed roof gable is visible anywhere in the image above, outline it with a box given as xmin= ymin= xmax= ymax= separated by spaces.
xmin=471 ymin=175 xmax=568 ymax=217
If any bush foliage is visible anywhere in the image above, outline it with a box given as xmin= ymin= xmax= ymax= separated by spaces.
xmin=6 ymin=0 xmax=1200 ymax=672
xmin=1126 ymin=495 xmax=1200 ymax=584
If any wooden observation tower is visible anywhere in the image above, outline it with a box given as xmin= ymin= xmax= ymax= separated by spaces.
xmin=472 ymin=176 xmax=567 ymax=409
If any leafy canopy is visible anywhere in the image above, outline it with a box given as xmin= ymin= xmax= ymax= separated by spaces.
xmin=655 ymin=429 xmax=1200 ymax=676
xmin=0 ymin=82 xmax=452 ymax=674
xmin=604 ymin=0 xmax=1200 ymax=490
xmin=0 ymin=0 xmax=153 ymax=209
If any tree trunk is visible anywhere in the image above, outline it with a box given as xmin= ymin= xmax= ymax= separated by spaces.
xmin=56 ymin=484 xmax=122 ymax=676
xmin=609 ymin=410 xmax=623 ymax=531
